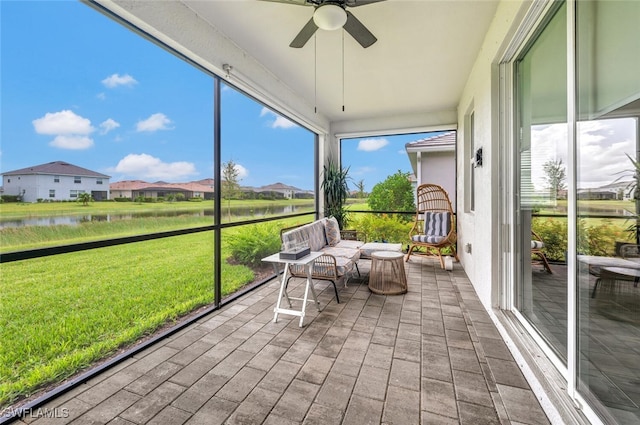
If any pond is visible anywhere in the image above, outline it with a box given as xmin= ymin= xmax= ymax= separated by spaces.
xmin=0 ymin=204 xmax=314 ymax=228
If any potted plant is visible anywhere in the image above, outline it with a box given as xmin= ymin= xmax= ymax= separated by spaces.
xmin=321 ymin=157 xmax=351 ymax=229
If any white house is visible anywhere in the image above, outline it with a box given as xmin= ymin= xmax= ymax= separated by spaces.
xmin=405 ymin=131 xmax=457 ymax=211
xmin=1 ymin=161 xmax=110 ymax=202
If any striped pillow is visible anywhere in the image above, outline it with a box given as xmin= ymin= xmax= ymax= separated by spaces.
xmin=424 ymin=212 xmax=451 ymax=237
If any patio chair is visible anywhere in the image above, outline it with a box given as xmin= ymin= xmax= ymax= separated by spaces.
xmin=531 ymin=230 xmax=553 ymax=274
xmin=406 ymin=183 xmax=459 ymax=269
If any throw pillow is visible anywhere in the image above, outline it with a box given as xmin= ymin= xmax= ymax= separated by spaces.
xmin=325 ymin=216 xmax=342 ymax=246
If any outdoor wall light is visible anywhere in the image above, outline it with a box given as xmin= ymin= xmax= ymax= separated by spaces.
xmin=313 ymin=4 xmax=347 ymax=31
xmin=475 ymin=147 xmax=483 ymax=167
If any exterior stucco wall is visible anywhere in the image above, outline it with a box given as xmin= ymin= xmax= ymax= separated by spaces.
xmin=2 ymin=174 xmax=109 ymax=202
xmin=456 ymin=0 xmax=530 ymax=309
xmin=420 ymin=151 xmax=456 ymax=212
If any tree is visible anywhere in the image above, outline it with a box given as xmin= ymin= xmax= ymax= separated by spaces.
xmin=542 ymin=159 xmax=567 ymax=198
xmin=222 ymin=159 xmax=242 ymax=220
xmin=355 ymin=179 xmax=366 ymax=199
xmin=367 ymin=170 xmax=415 ymax=216
xmin=77 ymin=192 xmax=93 ymax=206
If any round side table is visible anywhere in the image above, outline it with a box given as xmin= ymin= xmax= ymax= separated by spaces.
xmin=369 ymin=251 xmax=408 ymax=295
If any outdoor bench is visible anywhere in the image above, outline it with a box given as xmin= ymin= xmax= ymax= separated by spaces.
xmin=280 ymin=217 xmax=402 ymax=302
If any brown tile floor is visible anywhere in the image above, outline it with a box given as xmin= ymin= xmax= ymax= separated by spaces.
xmin=15 ymin=255 xmax=550 ymax=425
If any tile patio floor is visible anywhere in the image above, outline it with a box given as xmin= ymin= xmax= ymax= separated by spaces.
xmin=15 ymin=255 xmax=550 ymax=425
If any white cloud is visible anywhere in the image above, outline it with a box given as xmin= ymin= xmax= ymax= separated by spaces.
xmin=234 ymin=163 xmax=249 ymax=180
xmin=357 ymin=138 xmax=389 ymax=152
xmin=33 ymin=110 xmax=94 ymax=135
xmin=136 ymin=113 xmax=173 ymax=132
xmin=530 ymin=118 xmax=636 ymax=189
xmin=351 ymin=166 xmax=375 ymax=176
xmin=49 ymin=135 xmax=94 ymax=150
xmin=102 ymin=73 xmax=138 ymax=88
xmin=111 ymin=153 xmax=196 ymax=181
xmin=100 ymin=118 xmax=120 ymax=134
xmin=260 ymin=107 xmax=298 ymax=129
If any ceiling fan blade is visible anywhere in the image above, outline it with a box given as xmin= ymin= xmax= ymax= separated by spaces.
xmin=258 ymin=0 xmax=311 ymax=6
xmin=344 ymin=0 xmax=385 ymax=7
xmin=343 ymin=11 xmax=377 ymax=48
xmin=290 ymin=17 xmax=318 ymax=48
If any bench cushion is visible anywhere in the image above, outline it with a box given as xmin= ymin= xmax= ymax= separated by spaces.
xmin=322 ymin=246 xmax=361 ymax=263
xmin=281 ymin=220 xmax=327 ymax=251
xmin=289 ymin=255 xmax=354 ymax=277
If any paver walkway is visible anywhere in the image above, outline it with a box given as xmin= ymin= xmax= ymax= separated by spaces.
xmin=16 ymin=255 xmax=550 ymax=425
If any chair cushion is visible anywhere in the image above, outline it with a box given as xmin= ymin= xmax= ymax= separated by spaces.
xmin=424 ymin=211 xmax=451 ymax=237
xmin=531 ymin=240 xmax=544 ymax=249
xmin=324 ymin=216 xmax=342 ymax=246
xmin=412 ymin=234 xmax=446 ymax=244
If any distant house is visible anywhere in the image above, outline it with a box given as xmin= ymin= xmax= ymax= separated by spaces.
xmin=248 ymin=182 xmax=312 ymax=199
xmin=405 ymin=131 xmax=457 ymax=211
xmin=110 ymin=179 xmax=214 ymax=200
xmin=1 ymin=161 xmax=110 ymax=202
xmin=577 ymin=180 xmax=633 ymax=201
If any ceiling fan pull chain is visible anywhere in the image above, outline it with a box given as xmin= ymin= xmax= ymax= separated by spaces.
xmin=314 ymin=34 xmax=317 ymax=114
xmin=342 ymin=30 xmax=345 ymax=112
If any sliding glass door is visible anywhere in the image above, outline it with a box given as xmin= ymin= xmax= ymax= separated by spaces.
xmin=512 ymin=1 xmax=640 ymax=423
xmin=575 ymin=1 xmax=640 ymax=422
xmin=515 ymin=3 xmax=568 ymax=363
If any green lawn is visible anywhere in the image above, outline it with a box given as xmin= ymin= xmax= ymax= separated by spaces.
xmin=0 ymin=213 xmax=312 ymax=408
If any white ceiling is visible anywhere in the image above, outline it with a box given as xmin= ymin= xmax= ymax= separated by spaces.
xmin=183 ymin=0 xmax=500 ymax=125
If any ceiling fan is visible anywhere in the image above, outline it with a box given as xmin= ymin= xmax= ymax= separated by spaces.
xmin=262 ymin=0 xmax=384 ymax=48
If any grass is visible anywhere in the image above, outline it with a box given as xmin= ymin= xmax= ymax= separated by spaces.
xmin=0 ymin=214 xmax=313 ymax=408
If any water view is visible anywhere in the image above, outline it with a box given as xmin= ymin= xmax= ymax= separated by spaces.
xmin=0 ymin=204 xmax=314 ymax=229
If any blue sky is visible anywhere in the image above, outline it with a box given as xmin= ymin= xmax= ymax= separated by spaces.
xmin=1 ymin=1 xmax=435 ymax=193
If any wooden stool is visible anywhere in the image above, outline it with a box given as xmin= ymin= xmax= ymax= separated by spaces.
xmin=369 ymin=251 xmax=408 ymax=295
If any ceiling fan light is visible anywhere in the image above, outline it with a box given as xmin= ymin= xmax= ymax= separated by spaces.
xmin=313 ymin=4 xmax=347 ymax=31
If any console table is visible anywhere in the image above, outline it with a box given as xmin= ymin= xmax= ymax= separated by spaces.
xmin=262 ymin=251 xmax=324 ymax=327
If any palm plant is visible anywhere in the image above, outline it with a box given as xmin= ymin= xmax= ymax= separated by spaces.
xmin=77 ymin=192 xmax=93 ymax=206
xmin=616 ymin=153 xmax=640 ymax=244
xmin=321 ymin=157 xmax=351 ymax=229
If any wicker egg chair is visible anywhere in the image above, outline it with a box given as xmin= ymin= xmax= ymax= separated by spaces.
xmin=406 ymin=183 xmax=459 ymax=269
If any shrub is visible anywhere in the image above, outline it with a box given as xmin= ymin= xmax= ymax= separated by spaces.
xmin=350 ymin=214 xmax=413 ymax=245
xmin=532 ymin=217 xmax=625 ymax=261
xmin=226 ymin=222 xmax=282 ymax=267
xmin=367 ymin=170 xmax=415 ymax=218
